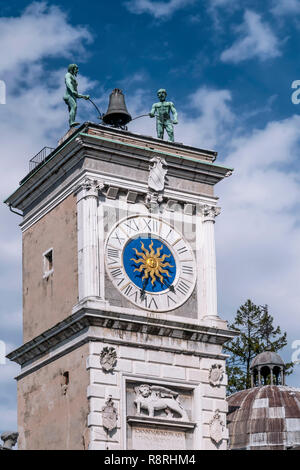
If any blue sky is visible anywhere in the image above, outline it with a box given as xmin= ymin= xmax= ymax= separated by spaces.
xmin=1 ymin=0 xmax=300 ymax=434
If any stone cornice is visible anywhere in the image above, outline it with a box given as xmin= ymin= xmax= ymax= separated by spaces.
xmin=7 ymin=306 xmax=237 ymax=368
xmin=4 ymin=123 xmax=233 ymax=212
xmin=79 ymin=132 xmax=232 ymax=184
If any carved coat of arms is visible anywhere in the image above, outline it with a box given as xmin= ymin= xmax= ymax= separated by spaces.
xmin=102 ymin=396 xmax=118 ymax=432
xmin=134 ymin=384 xmax=188 ymax=421
xmin=100 ymin=346 xmax=117 ymax=372
xmin=209 ymin=364 xmax=224 ymax=387
xmin=148 ymin=156 xmax=168 ymax=193
xmin=209 ymin=410 xmax=224 ymax=445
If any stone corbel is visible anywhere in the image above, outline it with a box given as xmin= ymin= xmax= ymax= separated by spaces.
xmin=106 ymin=186 xmax=119 ymax=200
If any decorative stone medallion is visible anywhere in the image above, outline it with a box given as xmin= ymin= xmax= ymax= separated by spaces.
xmin=100 ymin=346 xmax=117 ymax=372
xmin=102 ymin=396 xmax=118 ymax=432
xmin=209 ymin=364 xmax=224 ymax=387
xmin=209 ymin=410 xmax=224 ymax=445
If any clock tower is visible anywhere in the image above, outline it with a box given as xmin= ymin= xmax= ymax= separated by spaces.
xmin=5 ymin=122 xmax=235 ymax=450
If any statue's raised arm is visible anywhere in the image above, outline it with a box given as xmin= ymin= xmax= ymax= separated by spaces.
xmin=63 ymin=64 xmax=89 ymax=128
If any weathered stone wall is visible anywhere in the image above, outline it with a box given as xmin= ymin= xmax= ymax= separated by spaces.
xmin=22 ymin=194 xmax=78 ymax=342
xmin=17 ymin=343 xmax=89 ymax=450
xmin=86 ymin=339 xmax=228 ymax=450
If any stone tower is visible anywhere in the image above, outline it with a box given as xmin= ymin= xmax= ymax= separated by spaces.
xmin=5 ymin=123 xmax=235 ymax=450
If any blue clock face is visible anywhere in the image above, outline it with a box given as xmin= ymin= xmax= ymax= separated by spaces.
xmin=123 ymin=236 xmax=176 ymax=293
xmin=105 ymin=216 xmax=196 ymax=312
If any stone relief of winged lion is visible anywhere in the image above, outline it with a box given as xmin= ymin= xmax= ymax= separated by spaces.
xmin=134 ymin=384 xmax=189 ymax=421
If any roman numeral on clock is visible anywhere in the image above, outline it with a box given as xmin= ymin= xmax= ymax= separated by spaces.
xmin=111 ymin=231 xmax=125 ymax=246
xmin=123 ymin=219 xmax=140 ymax=233
xmin=107 ymin=248 xmax=119 ymax=258
xmin=107 ymin=247 xmax=120 ymax=265
xmin=177 ymin=246 xmax=188 ymax=255
xmin=167 ymin=295 xmax=177 ymax=307
xmin=121 ymin=282 xmax=134 ymax=296
xmin=177 ymin=279 xmax=191 ymax=295
xmin=148 ymin=297 xmax=158 ymax=310
xmin=110 ymin=267 xmax=123 ymax=278
xmin=110 ymin=267 xmax=125 ymax=285
xmin=142 ymin=217 xmax=159 ymax=234
xmin=182 ymin=265 xmax=193 ymax=275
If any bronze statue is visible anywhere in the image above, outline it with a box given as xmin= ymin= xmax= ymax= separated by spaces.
xmin=63 ymin=64 xmax=89 ymax=128
xmin=149 ymin=89 xmax=178 ymax=142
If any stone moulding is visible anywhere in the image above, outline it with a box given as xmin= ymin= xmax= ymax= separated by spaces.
xmin=127 ymin=416 xmax=195 ymax=431
xmin=7 ymin=306 xmax=236 ymax=370
xmin=4 ymin=123 xmax=233 ymax=214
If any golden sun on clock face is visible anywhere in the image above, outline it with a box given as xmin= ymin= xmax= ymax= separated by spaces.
xmin=105 ymin=215 xmax=196 ymax=312
xmin=131 ymin=240 xmax=174 ymax=286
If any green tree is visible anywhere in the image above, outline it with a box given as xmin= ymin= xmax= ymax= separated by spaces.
xmin=224 ymin=299 xmax=293 ymax=394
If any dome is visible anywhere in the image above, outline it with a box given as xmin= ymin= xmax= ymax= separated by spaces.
xmin=250 ymin=351 xmax=285 ymax=369
xmin=227 ymin=385 xmax=300 ymax=450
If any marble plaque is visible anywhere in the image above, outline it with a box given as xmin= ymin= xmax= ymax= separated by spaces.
xmin=132 ymin=426 xmax=186 ymax=450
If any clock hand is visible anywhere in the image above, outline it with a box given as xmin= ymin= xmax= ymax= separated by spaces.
xmin=140 ymin=277 xmax=174 ymax=298
xmin=140 ymin=278 xmax=148 ymax=300
xmin=162 ymin=279 xmax=175 ymax=293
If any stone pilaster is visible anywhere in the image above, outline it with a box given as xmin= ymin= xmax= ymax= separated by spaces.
xmin=76 ymin=177 xmax=104 ymax=301
xmin=199 ymin=205 xmax=221 ymax=321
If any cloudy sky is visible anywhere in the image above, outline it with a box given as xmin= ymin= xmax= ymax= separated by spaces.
xmin=1 ymin=0 xmax=300 ymax=434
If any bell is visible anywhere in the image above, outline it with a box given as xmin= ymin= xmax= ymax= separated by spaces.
xmin=102 ymin=88 xmax=132 ymax=127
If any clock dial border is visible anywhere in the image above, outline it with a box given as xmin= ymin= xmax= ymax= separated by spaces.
xmin=104 ymin=215 xmax=197 ymax=313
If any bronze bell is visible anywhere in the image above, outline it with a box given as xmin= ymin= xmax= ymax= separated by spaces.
xmin=102 ymin=88 xmax=132 ymax=127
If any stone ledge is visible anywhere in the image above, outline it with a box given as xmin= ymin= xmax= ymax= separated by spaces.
xmin=7 ymin=306 xmax=235 ymax=367
xmin=127 ymin=415 xmax=196 ymax=431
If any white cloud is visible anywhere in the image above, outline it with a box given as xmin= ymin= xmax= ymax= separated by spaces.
xmin=271 ymin=0 xmax=300 ymax=16
xmin=216 ymin=115 xmax=300 ymax=386
xmin=123 ymin=0 xmax=196 ymax=19
xmin=0 ymin=2 xmax=95 ymax=434
xmin=221 ymin=10 xmax=281 ymax=63
xmin=178 ymin=88 xmax=234 ymax=148
xmin=0 ymin=2 xmax=92 ymax=74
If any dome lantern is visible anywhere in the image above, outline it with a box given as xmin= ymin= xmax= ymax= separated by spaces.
xmin=250 ymin=351 xmax=285 ymax=387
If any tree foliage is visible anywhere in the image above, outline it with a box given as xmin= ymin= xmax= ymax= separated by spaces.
xmin=224 ymin=299 xmax=293 ymax=394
